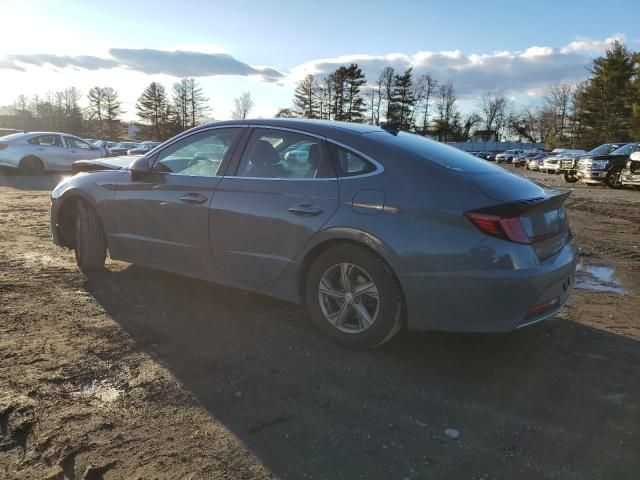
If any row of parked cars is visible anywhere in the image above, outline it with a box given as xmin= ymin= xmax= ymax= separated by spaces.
xmin=83 ymin=139 xmax=161 ymax=156
xmin=0 ymin=131 xmax=160 ymax=173
xmin=469 ymin=144 xmax=640 ymax=190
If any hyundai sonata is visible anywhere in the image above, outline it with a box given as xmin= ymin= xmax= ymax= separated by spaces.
xmin=50 ymin=119 xmax=578 ymax=348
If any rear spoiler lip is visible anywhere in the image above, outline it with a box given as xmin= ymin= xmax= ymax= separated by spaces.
xmin=467 ymin=189 xmax=572 ymax=218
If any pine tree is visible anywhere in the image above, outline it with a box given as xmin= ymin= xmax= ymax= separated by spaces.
xmin=388 ymin=68 xmax=415 ymax=130
xmin=344 ymin=64 xmax=366 ymax=123
xmin=87 ymin=87 xmax=106 ymax=136
xmin=329 ymin=64 xmax=366 ymax=122
xmin=576 ymin=41 xmax=636 ymax=144
xmin=103 ymin=88 xmax=122 ymax=139
xmin=293 ymin=74 xmax=318 ymax=118
xmin=137 ymin=82 xmax=169 ymax=140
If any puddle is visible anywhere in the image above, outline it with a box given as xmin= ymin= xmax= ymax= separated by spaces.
xmin=575 ymin=262 xmax=629 ymax=294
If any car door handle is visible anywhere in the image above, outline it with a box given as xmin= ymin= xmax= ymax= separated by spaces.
xmin=179 ymin=193 xmax=209 ymax=204
xmin=288 ymin=204 xmax=324 ymax=216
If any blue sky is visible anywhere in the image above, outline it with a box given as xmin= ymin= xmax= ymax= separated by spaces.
xmin=1 ymin=0 xmax=639 ymax=120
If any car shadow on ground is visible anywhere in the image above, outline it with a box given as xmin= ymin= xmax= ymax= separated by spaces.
xmin=0 ymin=170 xmax=65 ymax=191
xmin=84 ymin=263 xmax=640 ymax=479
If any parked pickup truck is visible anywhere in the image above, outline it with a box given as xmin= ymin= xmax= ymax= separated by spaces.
xmin=560 ymin=143 xmax=627 ymax=183
xmin=576 ymin=143 xmax=640 ymax=188
xmin=621 ymin=151 xmax=640 ymax=190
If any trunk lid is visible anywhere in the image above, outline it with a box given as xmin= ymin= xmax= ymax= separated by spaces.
xmin=467 ymin=171 xmax=572 ymax=261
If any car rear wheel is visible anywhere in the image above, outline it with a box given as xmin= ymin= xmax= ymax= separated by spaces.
xmin=19 ymin=156 xmax=44 ymax=175
xmin=563 ymin=172 xmax=579 ymax=183
xmin=74 ymin=200 xmax=107 ymax=271
xmin=305 ymin=244 xmax=404 ymax=349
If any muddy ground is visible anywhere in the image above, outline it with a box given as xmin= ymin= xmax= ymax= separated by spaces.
xmin=1 ymin=165 xmax=639 ymax=479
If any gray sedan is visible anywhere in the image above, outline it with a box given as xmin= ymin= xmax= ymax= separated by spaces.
xmin=0 ymin=132 xmax=104 ymax=173
xmin=50 ymin=119 xmax=578 ymax=348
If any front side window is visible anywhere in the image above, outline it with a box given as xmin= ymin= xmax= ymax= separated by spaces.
xmin=153 ymin=128 xmax=240 ymax=177
xmin=29 ymin=135 xmax=62 ymax=147
xmin=328 ymin=143 xmax=376 ymax=177
xmin=64 ymin=136 xmax=93 ymax=149
xmin=236 ymin=129 xmax=333 ymax=179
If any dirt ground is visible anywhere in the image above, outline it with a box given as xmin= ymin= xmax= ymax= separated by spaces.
xmin=1 ymin=165 xmax=639 ymax=479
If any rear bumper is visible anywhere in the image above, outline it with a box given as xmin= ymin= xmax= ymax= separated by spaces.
xmin=399 ymin=239 xmax=578 ymax=333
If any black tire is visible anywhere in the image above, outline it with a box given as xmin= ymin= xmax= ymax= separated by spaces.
xmin=74 ymin=200 xmax=107 ymax=271
xmin=19 ymin=156 xmax=44 ymax=175
xmin=604 ymin=169 xmax=623 ymax=189
xmin=305 ymin=244 xmax=404 ymax=349
xmin=563 ymin=172 xmax=579 ymax=183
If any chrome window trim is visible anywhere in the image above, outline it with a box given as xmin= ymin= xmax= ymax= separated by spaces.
xmin=222 ymin=125 xmax=384 ymax=181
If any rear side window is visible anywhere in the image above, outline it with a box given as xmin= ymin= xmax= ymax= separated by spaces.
xmin=328 ymin=144 xmax=376 ymax=177
xmin=29 ymin=135 xmax=62 ymax=147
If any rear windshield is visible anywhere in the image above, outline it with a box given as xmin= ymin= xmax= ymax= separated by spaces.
xmin=365 ymin=131 xmax=500 ymax=174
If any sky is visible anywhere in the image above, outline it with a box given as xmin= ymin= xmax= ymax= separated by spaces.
xmin=1 ymin=0 xmax=639 ymax=122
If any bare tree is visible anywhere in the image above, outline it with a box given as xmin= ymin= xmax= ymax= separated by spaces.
xmin=231 ymin=91 xmax=254 ymax=120
xmin=479 ymin=92 xmax=509 ymax=139
xmin=411 ymin=73 xmax=437 ymax=133
xmin=434 ymin=81 xmax=457 ymax=142
xmin=543 ymin=82 xmax=573 ymax=143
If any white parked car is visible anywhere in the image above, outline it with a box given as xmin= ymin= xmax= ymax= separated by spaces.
xmin=0 ymin=132 xmax=104 ymax=173
xmin=495 ymin=149 xmax=527 ymax=164
xmin=542 ymin=149 xmax=586 ymax=174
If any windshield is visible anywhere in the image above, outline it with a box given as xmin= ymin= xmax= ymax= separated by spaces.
xmin=0 ymin=132 xmax=25 ymax=141
xmin=366 ymin=131 xmax=501 ymax=174
xmin=611 ymin=144 xmax=639 ymax=155
xmin=589 ymin=144 xmax=618 ymax=155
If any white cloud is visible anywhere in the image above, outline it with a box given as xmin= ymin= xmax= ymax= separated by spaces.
xmin=288 ymin=34 xmax=628 ymax=98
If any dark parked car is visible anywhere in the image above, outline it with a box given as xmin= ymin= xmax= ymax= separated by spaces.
xmin=621 ymin=151 xmax=640 ymax=190
xmin=560 ymin=143 xmax=628 ymax=183
xmin=486 ymin=152 xmax=497 ymax=162
xmin=576 ymin=143 xmax=640 ymax=188
xmin=109 ymin=142 xmax=139 ymax=156
xmin=51 ymin=119 xmax=577 ymax=348
xmin=127 ymin=141 xmax=161 ymax=155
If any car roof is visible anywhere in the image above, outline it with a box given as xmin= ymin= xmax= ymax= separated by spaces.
xmin=192 ymin=118 xmax=383 ymax=137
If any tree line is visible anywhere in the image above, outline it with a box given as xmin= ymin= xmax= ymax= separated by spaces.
xmin=3 ymin=78 xmax=215 ymax=141
xmin=279 ymin=41 xmax=640 ymax=149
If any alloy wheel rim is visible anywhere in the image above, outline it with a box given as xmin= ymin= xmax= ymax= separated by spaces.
xmin=318 ymin=263 xmax=380 ymax=333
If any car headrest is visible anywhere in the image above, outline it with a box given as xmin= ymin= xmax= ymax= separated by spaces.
xmin=307 ymin=143 xmax=320 ymax=167
xmin=248 ymin=140 xmax=280 ymax=166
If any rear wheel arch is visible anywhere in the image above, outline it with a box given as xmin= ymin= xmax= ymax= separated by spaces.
xmin=297 ymin=236 xmax=404 ymax=310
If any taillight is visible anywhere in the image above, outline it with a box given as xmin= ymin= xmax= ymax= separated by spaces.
xmin=465 ymin=212 xmax=530 ymax=244
xmin=0 ymin=144 xmax=8 ymax=150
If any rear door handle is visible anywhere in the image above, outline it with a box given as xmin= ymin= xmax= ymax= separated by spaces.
xmin=288 ymin=204 xmax=324 ymax=216
xmin=179 ymin=193 xmax=209 ymax=204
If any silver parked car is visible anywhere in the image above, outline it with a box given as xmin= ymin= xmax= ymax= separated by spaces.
xmin=0 ymin=132 xmax=103 ymax=173
xmin=50 ymin=119 xmax=578 ymax=348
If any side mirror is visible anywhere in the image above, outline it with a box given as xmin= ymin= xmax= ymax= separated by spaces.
xmin=129 ymin=155 xmax=151 ymax=180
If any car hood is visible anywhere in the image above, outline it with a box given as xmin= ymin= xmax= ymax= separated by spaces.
xmin=72 ymin=155 xmax=142 ymax=173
